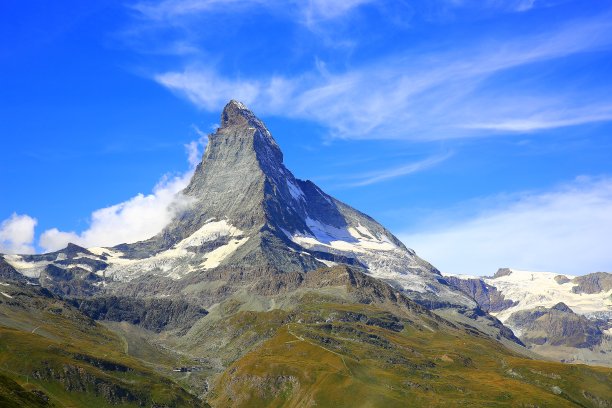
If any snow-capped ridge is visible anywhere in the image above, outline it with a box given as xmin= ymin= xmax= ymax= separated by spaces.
xmin=446 ymin=268 xmax=612 ymax=323
xmin=1 ymin=100 xmax=477 ymax=310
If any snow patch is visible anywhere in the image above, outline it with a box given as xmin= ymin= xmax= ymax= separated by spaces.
xmin=291 ymin=219 xmax=397 ymax=253
xmin=283 ymin=219 xmax=444 ymax=295
xmin=102 ymin=220 xmax=247 ymax=281
xmin=315 ymin=258 xmax=337 ymax=267
xmin=1 ymin=292 xmax=12 ymax=299
xmin=88 ymin=247 xmax=112 ymax=256
xmin=450 ymin=268 xmax=612 ymax=322
xmin=287 ymin=180 xmax=305 ymax=202
xmin=175 ymin=220 xmax=240 ymax=250
xmin=3 ymin=255 xmax=48 ymax=278
xmin=66 ymin=264 xmax=94 ymax=273
xmin=200 ymin=237 xmax=250 ymax=269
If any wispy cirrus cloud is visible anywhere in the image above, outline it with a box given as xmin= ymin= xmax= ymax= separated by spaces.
xmin=461 ymin=104 xmax=612 ymax=132
xmin=340 ymin=152 xmax=453 ymax=187
xmin=133 ymin=0 xmax=375 ymax=26
xmin=153 ymin=13 xmax=612 ymax=140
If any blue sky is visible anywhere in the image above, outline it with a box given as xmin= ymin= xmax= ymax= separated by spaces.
xmin=1 ymin=0 xmax=612 ymax=275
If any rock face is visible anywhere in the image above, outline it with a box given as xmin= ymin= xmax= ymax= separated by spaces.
xmin=72 ymin=296 xmax=208 ymax=333
xmin=572 ymin=272 xmax=612 ymax=294
xmin=445 ymin=268 xmax=612 ymax=365
xmin=39 ymin=264 xmax=103 ymax=297
xmin=506 ymin=302 xmax=605 ymax=348
xmin=447 ymin=269 xmax=612 ymax=323
xmin=3 ymin=100 xmax=474 ymax=311
xmin=0 ymin=256 xmax=24 ymax=282
xmin=445 ymin=276 xmax=517 ymax=313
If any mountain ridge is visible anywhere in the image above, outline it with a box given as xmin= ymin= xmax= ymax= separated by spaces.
xmin=1 ymin=101 xmax=611 ymax=406
xmin=3 ymin=101 xmax=474 ymax=311
xmin=446 ymin=268 xmax=612 ymax=366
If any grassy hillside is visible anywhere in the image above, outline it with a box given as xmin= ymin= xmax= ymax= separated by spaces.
xmin=210 ymin=301 xmax=612 ymax=407
xmin=162 ymin=266 xmax=612 ymax=407
xmin=0 ymin=281 xmax=206 ymax=407
xmin=2 ymin=266 xmax=611 ymax=407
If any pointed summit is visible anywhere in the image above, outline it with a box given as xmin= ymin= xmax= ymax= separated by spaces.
xmin=57 ymin=101 xmax=474 ymax=310
xmin=211 ymin=100 xmax=283 ymax=165
xmin=220 ymin=100 xmax=256 ymax=128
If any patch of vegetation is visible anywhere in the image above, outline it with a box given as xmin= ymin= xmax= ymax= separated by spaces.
xmin=0 ymin=283 xmax=207 ymax=407
xmin=209 ymin=299 xmax=612 ymax=407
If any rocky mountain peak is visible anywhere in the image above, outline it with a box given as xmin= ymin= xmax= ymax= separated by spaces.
xmin=220 ymin=99 xmax=256 ymax=127
xmin=209 ymin=100 xmax=283 ymax=168
xmin=551 ymin=302 xmax=573 ymax=313
xmin=492 ymin=268 xmax=513 ymax=279
xmin=3 ymin=101 xmax=476 ymax=311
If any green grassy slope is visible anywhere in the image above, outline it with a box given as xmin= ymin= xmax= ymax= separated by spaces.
xmin=210 ymin=301 xmax=612 ymax=407
xmin=2 ymin=265 xmax=611 ymax=407
xmin=0 ymin=282 xmax=206 ymax=407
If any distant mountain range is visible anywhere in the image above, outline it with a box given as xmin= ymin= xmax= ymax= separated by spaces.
xmin=446 ymin=268 xmax=612 ymax=366
xmin=1 ymin=101 xmax=610 ymax=407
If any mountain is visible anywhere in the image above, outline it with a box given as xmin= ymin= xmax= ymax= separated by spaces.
xmin=447 ymin=268 xmax=612 ymax=366
xmin=4 ymin=101 xmax=524 ymax=351
xmin=4 ymin=100 xmax=474 ymax=310
xmin=2 ymin=101 xmax=612 ymax=406
xmin=506 ymin=302 xmax=604 ymax=348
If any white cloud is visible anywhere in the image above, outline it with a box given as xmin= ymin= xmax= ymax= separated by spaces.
xmin=134 ymin=0 xmax=258 ymax=20
xmin=33 ymin=127 xmax=217 ymax=254
xmin=461 ymin=104 xmax=612 ymax=132
xmin=343 ymin=152 xmax=453 ymax=186
xmin=0 ymin=214 xmax=38 ymax=254
xmin=156 ymin=69 xmax=262 ymax=111
xmin=185 ymin=124 xmax=209 ymax=167
xmin=399 ymin=177 xmax=612 ymax=276
xmin=134 ymin=0 xmax=374 ymax=24
xmin=38 ymin=172 xmax=194 ymax=252
xmin=301 ymin=0 xmax=374 ymax=25
xmin=154 ymin=15 xmax=612 ymax=140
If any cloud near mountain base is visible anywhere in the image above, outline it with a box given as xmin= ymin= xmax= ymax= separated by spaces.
xmin=400 ymin=177 xmax=612 ymax=276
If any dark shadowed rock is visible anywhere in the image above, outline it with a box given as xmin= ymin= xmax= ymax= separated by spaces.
xmin=445 ymin=276 xmax=517 ymax=313
xmin=506 ymin=303 xmax=604 ymax=348
xmin=492 ymin=268 xmax=513 ymax=279
xmin=571 ymin=272 xmax=612 ymax=294
xmin=551 ymin=302 xmax=573 ymax=313
xmin=73 ymin=296 xmax=208 ymax=333
xmin=554 ymin=275 xmax=571 ymax=284
xmin=39 ymin=264 xmax=103 ymax=297
xmin=0 ymin=256 xmax=25 ymax=282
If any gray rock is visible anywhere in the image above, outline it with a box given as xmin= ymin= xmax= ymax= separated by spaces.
xmin=445 ymin=276 xmax=517 ymax=313
xmin=72 ymin=296 xmax=208 ymax=333
xmin=491 ymin=268 xmax=513 ymax=279
xmin=101 ymin=100 xmax=474 ymax=310
xmin=506 ymin=302 xmax=604 ymax=348
xmin=554 ymin=275 xmax=571 ymax=284
xmin=571 ymin=272 xmax=612 ymax=294
xmin=39 ymin=264 xmax=103 ymax=297
xmin=0 ymin=256 xmax=25 ymax=282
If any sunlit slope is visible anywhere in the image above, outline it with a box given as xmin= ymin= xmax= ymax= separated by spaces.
xmin=210 ymin=301 xmax=612 ymax=407
xmin=155 ymin=266 xmax=612 ymax=407
xmin=0 ymin=282 xmax=205 ymax=407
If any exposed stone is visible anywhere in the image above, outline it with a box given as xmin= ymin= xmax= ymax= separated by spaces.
xmin=571 ymin=272 xmax=612 ymax=294
xmin=506 ymin=304 xmax=604 ymax=348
